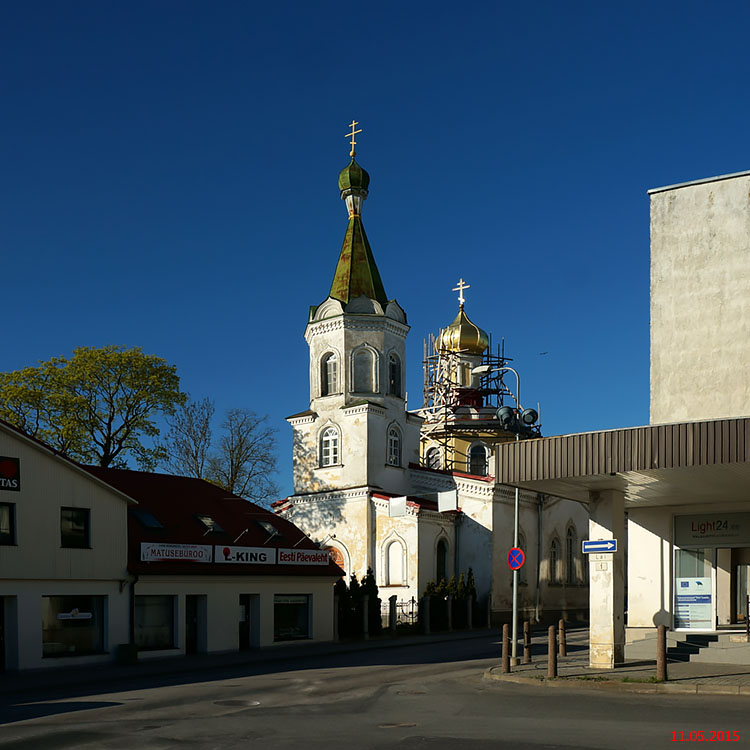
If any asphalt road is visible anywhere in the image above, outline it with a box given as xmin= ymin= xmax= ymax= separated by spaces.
xmin=2 ymin=634 xmax=750 ymax=749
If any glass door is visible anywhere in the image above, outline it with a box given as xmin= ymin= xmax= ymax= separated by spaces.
xmin=674 ymin=548 xmax=714 ymax=630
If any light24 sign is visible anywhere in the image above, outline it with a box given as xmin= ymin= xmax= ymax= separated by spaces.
xmin=0 ymin=457 xmax=20 ymax=492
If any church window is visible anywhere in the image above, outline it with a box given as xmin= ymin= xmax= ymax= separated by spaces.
xmin=386 ymin=540 xmax=405 ymax=585
xmin=566 ymin=526 xmax=577 ymax=584
xmin=426 ymin=447 xmax=441 ymax=470
xmin=550 ymin=538 xmax=560 ymax=583
xmin=387 ymin=428 xmax=401 ymax=466
xmin=321 ymin=353 xmax=338 ymax=396
xmin=320 ymin=427 xmax=339 ymax=467
xmin=436 ymin=539 xmax=448 ymax=582
xmin=468 ymin=443 xmax=488 ymax=476
xmin=353 ymin=349 xmax=375 ymax=392
xmin=388 ymin=353 xmax=402 ymax=397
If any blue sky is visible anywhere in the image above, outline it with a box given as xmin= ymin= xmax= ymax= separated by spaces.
xmin=3 ymin=1 xmax=749 ymax=498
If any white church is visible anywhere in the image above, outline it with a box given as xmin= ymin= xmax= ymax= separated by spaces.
xmin=275 ymin=135 xmax=588 ymax=625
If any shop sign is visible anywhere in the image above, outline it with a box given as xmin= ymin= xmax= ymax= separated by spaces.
xmin=0 ymin=457 xmax=20 ymax=492
xmin=57 ymin=609 xmax=92 ymax=620
xmin=278 ymin=548 xmax=331 ymax=566
xmin=215 ymin=546 xmax=275 ymax=564
xmin=674 ymin=577 xmax=713 ymax=629
xmin=141 ymin=542 xmax=212 ymax=562
xmin=675 ymin=512 xmax=750 ymax=547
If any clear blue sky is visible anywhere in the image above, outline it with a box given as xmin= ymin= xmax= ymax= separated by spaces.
xmin=3 ymin=1 xmax=749 ymax=498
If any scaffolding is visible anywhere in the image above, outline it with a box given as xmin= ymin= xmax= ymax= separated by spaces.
xmin=420 ymin=333 xmax=538 ymax=473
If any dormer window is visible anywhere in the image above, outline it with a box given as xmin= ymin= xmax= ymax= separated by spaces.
xmin=195 ymin=514 xmax=224 ymax=534
xmin=321 ymin=353 xmax=338 ymax=396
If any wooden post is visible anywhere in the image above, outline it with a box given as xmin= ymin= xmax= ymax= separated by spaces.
xmin=362 ymin=594 xmax=369 ymax=641
xmin=656 ymin=624 xmax=668 ymax=682
xmin=547 ymin=625 xmax=557 ymax=678
xmin=501 ymin=623 xmax=510 ymax=673
xmin=523 ymin=620 xmax=531 ymax=664
xmin=422 ymin=596 xmax=431 ymax=635
xmin=333 ymin=594 xmax=339 ymax=642
xmin=389 ymin=595 xmax=397 ymax=633
xmin=558 ymin=618 xmax=567 ymax=657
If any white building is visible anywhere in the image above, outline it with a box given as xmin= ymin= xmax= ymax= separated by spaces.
xmin=277 ymin=149 xmax=589 ymax=625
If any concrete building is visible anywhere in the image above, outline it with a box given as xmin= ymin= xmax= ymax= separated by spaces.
xmin=499 ymin=169 xmax=750 ymax=668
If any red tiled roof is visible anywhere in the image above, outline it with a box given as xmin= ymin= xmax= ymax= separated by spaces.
xmin=83 ymin=466 xmax=343 ymax=578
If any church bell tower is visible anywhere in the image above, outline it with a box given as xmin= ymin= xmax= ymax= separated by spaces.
xmin=287 ymin=124 xmax=421 ymax=496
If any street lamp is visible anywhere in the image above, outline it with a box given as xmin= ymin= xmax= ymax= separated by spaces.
xmin=471 ymin=364 xmax=540 ymax=667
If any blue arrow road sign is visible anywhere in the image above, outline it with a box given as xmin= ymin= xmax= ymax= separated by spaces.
xmin=582 ymin=539 xmax=617 ymax=554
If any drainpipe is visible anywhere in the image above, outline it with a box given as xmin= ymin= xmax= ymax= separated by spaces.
xmin=129 ymin=574 xmax=139 ymax=644
xmin=535 ymin=494 xmax=543 ymax=623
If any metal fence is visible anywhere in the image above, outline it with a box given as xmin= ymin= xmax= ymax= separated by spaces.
xmin=380 ymin=597 xmax=419 ymax=629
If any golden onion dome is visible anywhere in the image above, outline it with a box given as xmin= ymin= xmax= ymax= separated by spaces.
xmin=437 ymin=307 xmax=489 ymax=354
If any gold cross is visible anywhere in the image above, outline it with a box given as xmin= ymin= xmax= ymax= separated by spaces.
xmin=452 ymin=278 xmax=470 ymax=307
xmin=346 ymin=119 xmax=362 ymax=157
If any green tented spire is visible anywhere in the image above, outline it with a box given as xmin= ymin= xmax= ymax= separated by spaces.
xmin=329 ymin=157 xmax=389 ymax=306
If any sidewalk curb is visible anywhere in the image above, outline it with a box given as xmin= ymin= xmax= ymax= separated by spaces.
xmin=483 ymin=667 xmax=750 ymax=696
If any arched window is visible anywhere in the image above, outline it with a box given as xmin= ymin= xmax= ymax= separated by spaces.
xmin=388 ymin=353 xmax=402 ymax=397
xmin=387 ymin=427 xmax=401 ymax=466
xmin=566 ymin=526 xmax=577 ymax=584
xmin=320 ymin=427 xmax=339 ymax=467
xmin=386 ymin=540 xmax=405 ymax=585
xmin=436 ymin=539 xmax=448 ymax=582
xmin=469 ymin=443 xmax=488 ymax=476
xmin=353 ymin=349 xmax=375 ymax=393
xmin=550 ymin=538 xmax=560 ymax=583
xmin=320 ymin=353 xmax=337 ymax=396
xmin=426 ymin=447 xmax=442 ymax=470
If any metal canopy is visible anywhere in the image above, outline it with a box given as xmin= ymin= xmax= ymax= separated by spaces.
xmin=496 ymin=417 xmax=750 ymax=507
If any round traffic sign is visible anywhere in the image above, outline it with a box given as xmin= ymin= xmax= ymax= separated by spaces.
xmin=508 ymin=547 xmax=525 ymax=570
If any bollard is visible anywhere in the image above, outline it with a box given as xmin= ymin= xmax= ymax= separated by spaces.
xmin=523 ymin=620 xmax=532 ymax=664
xmin=447 ymin=595 xmax=453 ymax=632
xmin=467 ymin=596 xmax=473 ymax=630
xmin=657 ymin=623 xmax=668 ymax=682
xmin=558 ymin=618 xmax=567 ymax=657
xmin=333 ymin=594 xmax=340 ymax=642
xmin=547 ymin=625 xmax=557 ymax=678
xmin=501 ymin=623 xmax=510 ymax=673
xmin=422 ymin=596 xmax=431 ymax=635
xmin=362 ymin=594 xmax=369 ymax=641
xmin=389 ymin=595 xmax=397 ymax=633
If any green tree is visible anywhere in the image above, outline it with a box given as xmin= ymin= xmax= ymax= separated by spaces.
xmin=0 ymin=345 xmax=184 ymax=469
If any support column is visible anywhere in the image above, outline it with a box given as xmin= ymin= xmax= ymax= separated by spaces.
xmin=588 ymin=489 xmax=625 ymax=668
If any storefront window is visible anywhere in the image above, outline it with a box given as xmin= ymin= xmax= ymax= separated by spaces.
xmin=135 ymin=595 xmax=176 ymax=650
xmin=274 ymin=595 xmax=310 ymax=641
xmin=42 ymin=595 xmax=105 ymax=657
xmin=675 ymin=548 xmax=714 ymax=630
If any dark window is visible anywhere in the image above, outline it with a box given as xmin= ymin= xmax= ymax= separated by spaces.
xmin=436 ymin=539 xmax=448 ymax=582
xmin=274 ymin=595 xmax=310 ymax=641
xmin=42 ymin=595 xmax=105 ymax=657
xmin=426 ymin=447 xmax=441 ymax=470
xmin=321 ymin=353 xmax=337 ymax=396
xmin=0 ymin=503 xmax=15 ymax=545
xmin=388 ymin=353 xmax=401 ymax=396
xmin=130 ymin=508 xmax=163 ymax=529
xmin=135 ymin=595 xmax=176 ymax=650
xmin=61 ymin=507 xmax=90 ymax=548
xmin=469 ymin=444 xmax=488 ymax=476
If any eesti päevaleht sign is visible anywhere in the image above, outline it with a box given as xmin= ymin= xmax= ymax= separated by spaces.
xmin=0 ymin=457 xmax=20 ymax=492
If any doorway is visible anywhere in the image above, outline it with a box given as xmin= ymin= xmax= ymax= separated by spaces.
xmin=185 ymin=595 xmax=206 ymax=654
xmin=0 ymin=597 xmax=5 ymax=673
xmin=239 ymin=594 xmax=260 ymax=650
